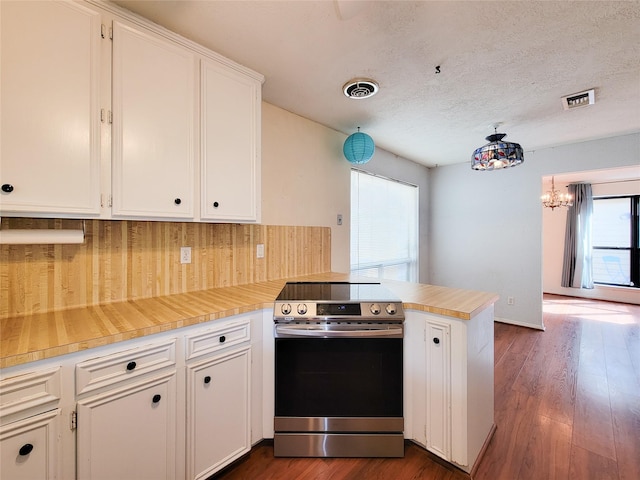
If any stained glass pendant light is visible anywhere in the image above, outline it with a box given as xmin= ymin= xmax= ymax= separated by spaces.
xmin=471 ymin=126 xmax=524 ymax=171
xmin=343 ymin=127 xmax=375 ymax=164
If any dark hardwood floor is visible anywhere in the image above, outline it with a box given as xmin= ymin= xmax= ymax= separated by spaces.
xmin=215 ymin=295 xmax=640 ymax=480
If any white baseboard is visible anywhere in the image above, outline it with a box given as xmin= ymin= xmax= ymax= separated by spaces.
xmin=494 ymin=316 xmax=545 ymax=331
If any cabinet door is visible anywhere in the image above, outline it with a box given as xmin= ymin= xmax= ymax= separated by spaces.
xmin=426 ymin=320 xmax=451 ymax=460
xmin=0 ymin=0 xmax=101 ymax=216
xmin=111 ymin=20 xmax=195 ymax=219
xmin=403 ymin=314 xmax=426 ymax=446
xmin=186 ymin=347 xmax=250 ymax=480
xmin=76 ymin=372 xmax=177 ymax=480
xmin=201 ymin=59 xmax=261 ymax=222
xmin=0 ymin=409 xmax=60 ymax=480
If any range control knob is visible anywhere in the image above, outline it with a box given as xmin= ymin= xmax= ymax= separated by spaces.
xmin=281 ymin=303 xmax=292 ymax=315
xmin=385 ymin=304 xmax=397 ymax=315
xmin=297 ymin=303 xmax=307 ymax=315
xmin=370 ymin=303 xmax=381 ymax=315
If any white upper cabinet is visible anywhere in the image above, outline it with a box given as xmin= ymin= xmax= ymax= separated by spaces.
xmin=111 ymin=20 xmax=196 ymax=219
xmin=0 ymin=0 xmax=102 ymax=216
xmin=0 ymin=0 xmax=262 ymax=222
xmin=200 ymin=59 xmax=261 ymax=223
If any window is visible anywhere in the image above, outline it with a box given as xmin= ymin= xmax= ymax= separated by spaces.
xmin=592 ymin=195 xmax=639 ymax=287
xmin=350 ymin=169 xmax=418 ymax=282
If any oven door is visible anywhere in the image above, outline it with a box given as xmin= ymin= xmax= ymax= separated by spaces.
xmin=273 ymin=331 xmax=404 ymax=457
xmin=274 ymin=333 xmax=403 ymax=422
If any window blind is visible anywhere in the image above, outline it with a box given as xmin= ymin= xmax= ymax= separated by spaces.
xmin=350 ymin=169 xmax=418 ymax=282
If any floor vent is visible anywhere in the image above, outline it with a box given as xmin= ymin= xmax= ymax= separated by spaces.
xmin=561 ymin=89 xmax=595 ymax=110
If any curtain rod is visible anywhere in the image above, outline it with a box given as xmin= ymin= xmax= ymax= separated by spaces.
xmin=567 ymin=179 xmax=638 ymax=186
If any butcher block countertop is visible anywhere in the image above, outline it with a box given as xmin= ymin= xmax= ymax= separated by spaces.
xmin=0 ymin=273 xmax=498 ymax=369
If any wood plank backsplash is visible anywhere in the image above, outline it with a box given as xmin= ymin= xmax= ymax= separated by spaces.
xmin=0 ymin=218 xmax=331 ymax=319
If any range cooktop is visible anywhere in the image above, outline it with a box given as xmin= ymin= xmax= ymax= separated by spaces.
xmin=276 ymin=281 xmax=401 ymax=302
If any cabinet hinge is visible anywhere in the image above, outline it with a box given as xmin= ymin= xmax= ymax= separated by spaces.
xmin=70 ymin=411 xmax=77 ymax=430
xmin=108 ymin=110 xmax=113 ymax=124
xmin=100 ymin=108 xmax=105 ymax=123
xmin=100 ymin=24 xmax=106 ymax=39
xmin=109 ymin=27 xmax=113 ymax=41
xmin=100 ymin=194 xmax=113 ymax=208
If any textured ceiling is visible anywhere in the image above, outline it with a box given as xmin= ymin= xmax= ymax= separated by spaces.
xmin=112 ymin=0 xmax=640 ymax=167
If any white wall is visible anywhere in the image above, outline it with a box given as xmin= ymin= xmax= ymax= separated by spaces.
xmin=261 ymin=102 xmax=431 ymax=279
xmin=261 ymin=102 xmax=352 ymax=272
xmin=429 ymin=133 xmax=640 ymax=330
xmin=543 ymin=177 xmax=640 ymax=304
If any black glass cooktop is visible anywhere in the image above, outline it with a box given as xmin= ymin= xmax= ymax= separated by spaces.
xmin=276 ymin=282 xmax=401 ymax=302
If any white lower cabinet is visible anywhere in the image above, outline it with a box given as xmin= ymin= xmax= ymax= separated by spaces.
xmin=184 ymin=317 xmax=252 ymax=480
xmin=76 ymin=371 xmax=177 ymax=480
xmin=0 ymin=409 xmax=61 ymax=480
xmin=186 ymin=346 xmax=251 ymax=480
xmin=404 ymin=308 xmax=494 ymax=473
xmin=0 ymin=312 xmax=261 ymax=480
xmin=425 ymin=320 xmax=451 ymax=460
xmin=0 ymin=366 xmax=63 ymax=479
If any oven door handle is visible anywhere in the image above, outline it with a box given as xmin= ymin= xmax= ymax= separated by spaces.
xmin=275 ymin=325 xmax=403 ymax=338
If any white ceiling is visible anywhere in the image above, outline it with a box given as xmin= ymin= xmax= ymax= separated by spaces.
xmin=112 ymin=0 xmax=640 ymax=168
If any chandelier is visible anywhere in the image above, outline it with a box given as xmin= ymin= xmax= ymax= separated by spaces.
xmin=541 ymin=177 xmax=573 ymax=210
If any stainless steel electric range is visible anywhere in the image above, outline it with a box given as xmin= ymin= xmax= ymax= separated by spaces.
xmin=273 ymin=281 xmax=405 ymax=458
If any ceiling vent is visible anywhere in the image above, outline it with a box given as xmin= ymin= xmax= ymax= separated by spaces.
xmin=343 ymin=78 xmax=379 ymax=99
xmin=561 ymin=89 xmax=595 ymax=110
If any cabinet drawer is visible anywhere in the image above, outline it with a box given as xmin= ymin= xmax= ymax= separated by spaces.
xmin=185 ymin=319 xmax=250 ymax=361
xmin=76 ymin=339 xmax=176 ymax=396
xmin=0 ymin=367 xmax=61 ymax=426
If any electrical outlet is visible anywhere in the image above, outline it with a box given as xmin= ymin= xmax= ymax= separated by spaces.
xmin=507 ymin=296 xmax=515 ymax=305
xmin=256 ymin=244 xmax=265 ymax=258
xmin=180 ymin=246 xmax=191 ymax=264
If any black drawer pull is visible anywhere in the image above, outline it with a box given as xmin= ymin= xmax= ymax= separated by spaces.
xmin=174 ymin=198 xmax=181 ymax=205
xmin=126 ymin=361 xmax=137 ymax=371
xmin=152 ymin=394 xmax=162 ymax=404
xmin=219 ymin=335 xmax=226 ymax=343
xmin=213 ymin=201 xmax=219 ymax=208
xmin=1 ymin=184 xmax=14 ymax=193
xmin=19 ymin=444 xmax=33 ymax=456
xmin=433 ymin=337 xmax=440 ymax=344
xmin=204 ymin=376 xmax=211 ymax=384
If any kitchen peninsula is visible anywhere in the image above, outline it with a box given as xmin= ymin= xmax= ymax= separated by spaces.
xmin=1 ymin=273 xmax=497 ymax=478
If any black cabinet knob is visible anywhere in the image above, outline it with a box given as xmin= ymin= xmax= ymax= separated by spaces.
xmin=213 ymin=201 xmax=219 ymax=208
xmin=19 ymin=444 xmax=33 ymax=456
xmin=219 ymin=335 xmax=226 ymax=343
xmin=152 ymin=394 xmax=162 ymax=403
xmin=126 ymin=361 xmax=137 ymax=371
xmin=1 ymin=184 xmax=14 ymax=193
xmin=174 ymin=198 xmax=181 ymax=205
xmin=433 ymin=337 xmax=440 ymax=344
xmin=204 ymin=376 xmax=211 ymax=384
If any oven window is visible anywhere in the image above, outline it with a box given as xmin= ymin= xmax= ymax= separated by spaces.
xmin=275 ymin=338 xmax=403 ymax=418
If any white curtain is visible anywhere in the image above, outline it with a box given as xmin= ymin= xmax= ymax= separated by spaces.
xmin=561 ymin=183 xmax=594 ymax=288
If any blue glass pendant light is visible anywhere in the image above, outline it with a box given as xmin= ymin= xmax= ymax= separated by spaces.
xmin=343 ymin=128 xmax=375 ymax=164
